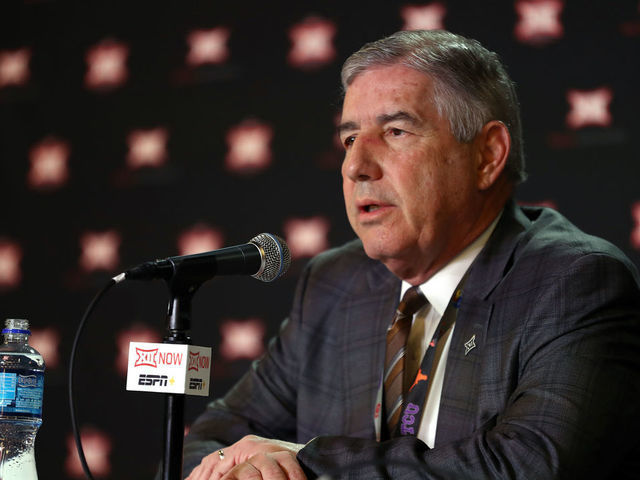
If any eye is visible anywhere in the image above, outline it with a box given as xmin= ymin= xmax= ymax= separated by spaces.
xmin=343 ymin=135 xmax=356 ymax=149
xmin=389 ymin=128 xmax=405 ymax=137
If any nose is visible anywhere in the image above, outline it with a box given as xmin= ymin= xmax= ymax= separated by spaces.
xmin=342 ymin=136 xmax=383 ymax=182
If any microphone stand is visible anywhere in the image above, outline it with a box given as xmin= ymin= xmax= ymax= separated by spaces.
xmin=161 ymin=278 xmax=202 ymax=480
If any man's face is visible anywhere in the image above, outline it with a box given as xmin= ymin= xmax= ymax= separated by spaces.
xmin=339 ymin=64 xmax=482 ymax=282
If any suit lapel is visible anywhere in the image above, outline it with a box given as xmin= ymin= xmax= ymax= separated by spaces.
xmin=436 ymin=200 xmax=531 ymax=445
xmin=436 ymin=297 xmax=493 ymax=445
xmin=342 ymin=261 xmax=400 ymax=437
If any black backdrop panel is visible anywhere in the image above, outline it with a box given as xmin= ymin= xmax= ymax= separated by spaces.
xmin=1 ymin=1 xmax=639 ymax=478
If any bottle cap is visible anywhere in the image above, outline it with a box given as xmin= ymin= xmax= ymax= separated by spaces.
xmin=3 ymin=318 xmax=30 ymax=335
xmin=1 ymin=328 xmax=31 ymax=335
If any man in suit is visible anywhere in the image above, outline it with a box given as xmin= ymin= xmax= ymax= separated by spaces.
xmin=184 ymin=30 xmax=640 ymax=479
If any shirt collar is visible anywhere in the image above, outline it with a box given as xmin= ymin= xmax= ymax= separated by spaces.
xmin=401 ymin=212 xmax=502 ymax=316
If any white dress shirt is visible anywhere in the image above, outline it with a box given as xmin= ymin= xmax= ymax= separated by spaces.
xmin=399 ymin=214 xmax=501 ymax=448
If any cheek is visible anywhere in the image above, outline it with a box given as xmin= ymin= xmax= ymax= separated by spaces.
xmin=342 ymin=181 xmax=357 ymax=221
xmin=341 ymin=176 xmax=351 ymax=201
xmin=398 ymin=165 xmax=435 ymax=204
xmin=398 ymin=170 xmax=444 ymax=226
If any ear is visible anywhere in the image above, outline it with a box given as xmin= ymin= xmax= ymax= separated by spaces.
xmin=475 ymin=120 xmax=511 ymax=191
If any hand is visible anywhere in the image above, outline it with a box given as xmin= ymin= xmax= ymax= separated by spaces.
xmin=186 ymin=435 xmax=307 ymax=480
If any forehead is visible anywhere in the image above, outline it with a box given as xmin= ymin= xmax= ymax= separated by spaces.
xmin=341 ymin=64 xmax=436 ymax=119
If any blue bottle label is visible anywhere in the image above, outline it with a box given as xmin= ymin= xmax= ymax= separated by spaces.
xmin=0 ymin=370 xmax=44 ymax=418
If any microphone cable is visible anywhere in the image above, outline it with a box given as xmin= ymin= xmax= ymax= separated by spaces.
xmin=68 ymin=276 xmax=123 ymax=480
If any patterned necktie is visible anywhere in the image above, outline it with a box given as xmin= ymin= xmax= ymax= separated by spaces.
xmin=384 ymin=286 xmax=428 ymax=434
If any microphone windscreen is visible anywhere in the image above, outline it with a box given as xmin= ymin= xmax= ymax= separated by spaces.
xmin=249 ymin=233 xmax=291 ymax=282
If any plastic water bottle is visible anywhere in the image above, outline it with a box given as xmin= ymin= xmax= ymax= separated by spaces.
xmin=0 ymin=319 xmax=44 ymax=479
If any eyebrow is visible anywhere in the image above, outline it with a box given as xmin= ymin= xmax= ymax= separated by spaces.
xmin=336 ymin=111 xmax=420 ymax=136
xmin=336 ymin=120 xmax=358 ymax=136
xmin=377 ymin=111 xmax=420 ymax=126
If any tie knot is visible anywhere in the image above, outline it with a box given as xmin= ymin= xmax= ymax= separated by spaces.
xmin=397 ymin=286 xmax=427 ymax=316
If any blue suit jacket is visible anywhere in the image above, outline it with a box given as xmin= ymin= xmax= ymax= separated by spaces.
xmin=183 ymin=200 xmax=640 ymax=479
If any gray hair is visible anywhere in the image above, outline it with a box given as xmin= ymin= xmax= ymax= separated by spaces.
xmin=341 ymin=30 xmax=526 ymax=184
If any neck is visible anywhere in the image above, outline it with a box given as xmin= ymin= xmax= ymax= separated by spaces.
xmin=391 ymin=184 xmax=513 ymax=286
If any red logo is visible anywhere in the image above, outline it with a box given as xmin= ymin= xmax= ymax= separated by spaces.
xmin=287 ymin=17 xmax=336 ymax=69
xmin=65 ymin=428 xmax=112 ymax=477
xmin=85 ymin=40 xmax=129 ymax=90
xmin=28 ymin=137 xmax=70 ymax=190
xmin=0 ymin=240 xmax=22 ymax=288
xmin=188 ymin=351 xmax=210 ymax=371
xmin=400 ymin=3 xmax=446 ymax=31
xmin=283 ymin=216 xmax=330 ymax=259
xmin=29 ymin=328 xmax=60 ymax=369
xmin=514 ymin=0 xmax=564 ymax=45
xmin=225 ymin=120 xmax=273 ymax=173
xmin=126 ymin=128 xmax=169 ymax=169
xmin=0 ymin=48 xmax=31 ymax=87
xmin=135 ymin=347 xmax=158 ymax=368
xmin=220 ymin=319 xmax=265 ymax=360
xmin=134 ymin=347 xmax=186 ymax=368
xmin=187 ymin=28 xmax=230 ymax=66
xmin=177 ymin=225 xmax=223 ymax=256
xmin=566 ymin=87 xmax=613 ymax=129
xmin=79 ymin=230 xmax=121 ymax=272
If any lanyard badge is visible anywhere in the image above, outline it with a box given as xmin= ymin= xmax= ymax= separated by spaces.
xmin=373 ymin=287 xmax=463 ymax=440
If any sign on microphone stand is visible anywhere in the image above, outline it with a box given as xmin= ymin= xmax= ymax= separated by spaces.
xmin=126 ymin=342 xmax=212 ymax=396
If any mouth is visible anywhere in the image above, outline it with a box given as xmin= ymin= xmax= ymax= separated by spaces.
xmin=357 ymin=200 xmax=393 ymax=216
xmin=361 ymin=204 xmax=381 ymax=213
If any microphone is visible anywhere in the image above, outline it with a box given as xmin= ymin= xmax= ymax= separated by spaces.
xmin=121 ymin=233 xmax=291 ymax=283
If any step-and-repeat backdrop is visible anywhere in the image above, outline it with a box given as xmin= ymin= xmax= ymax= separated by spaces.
xmin=1 ymin=1 xmax=639 ymax=478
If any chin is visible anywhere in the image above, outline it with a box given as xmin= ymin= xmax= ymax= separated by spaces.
xmin=360 ymin=237 xmax=399 ymax=263
xmin=358 ymin=235 xmax=380 ymax=259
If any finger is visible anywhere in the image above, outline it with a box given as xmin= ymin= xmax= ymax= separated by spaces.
xmin=209 ymin=437 xmax=267 ymax=479
xmin=221 ymin=461 xmax=264 ymax=480
xmin=222 ymin=454 xmax=288 ymax=480
xmin=189 ymin=451 xmax=223 ymax=480
xmin=267 ymin=452 xmax=307 ymax=480
xmin=185 ymin=462 xmax=201 ymax=480
xmin=211 ymin=456 xmax=234 ymax=480
xmin=185 ymin=464 xmax=201 ymax=480
xmin=187 ymin=463 xmax=211 ymax=480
